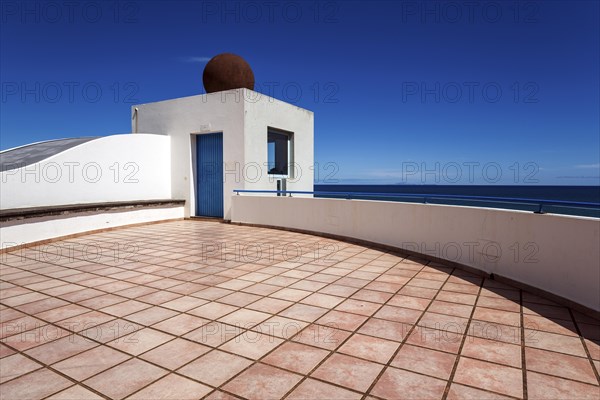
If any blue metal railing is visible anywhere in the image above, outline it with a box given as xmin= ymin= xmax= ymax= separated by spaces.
xmin=233 ymin=189 xmax=600 ymax=215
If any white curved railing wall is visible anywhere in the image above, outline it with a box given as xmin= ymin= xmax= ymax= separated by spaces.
xmin=231 ymin=196 xmax=600 ymax=312
xmin=1 ymin=134 xmax=172 ymax=209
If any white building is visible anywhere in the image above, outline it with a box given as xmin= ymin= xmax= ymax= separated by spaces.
xmin=133 ymin=88 xmax=314 ymax=219
xmin=0 ymin=88 xmax=314 ymax=245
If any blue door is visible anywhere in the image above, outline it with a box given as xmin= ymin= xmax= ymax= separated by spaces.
xmin=196 ymin=133 xmax=224 ymax=217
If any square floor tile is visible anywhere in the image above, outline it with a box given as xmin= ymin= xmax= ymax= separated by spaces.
xmin=525 ymin=347 xmax=597 ymax=384
xmin=80 ymin=318 xmax=141 ymax=343
xmin=84 ymin=358 xmax=167 ymax=400
xmin=124 ymin=306 xmax=178 ymax=326
xmin=218 ymin=308 xmax=271 ymax=328
xmin=24 ymin=334 xmax=97 ymax=364
xmin=0 ymin=353 xmax=42 ymax=383
xmin=189 ymin=302 xmax=238 ymax=320
xmin=429 ymin=300 xmax=473 ymax=318
xmin=53 ymin=345 xmax=131 ymax=381
xmin=374 ymin=305 xmax=423 ymax=325
xmin=312 ymin=353 xmax=384 ymax=392
xmin=152 ymin=313 xmax=208 ymax=336
xmin=2 ymin=324 xmax=70 ymax=351
xmin=453 ymin=357 xmax=523 ymax=398
xmin=263 ymin=341 xmax=329 ymax=374
xmin=218 ymin=291 xmax=262 ymax=307
xmin=461 ymin=336 xmax=521 ymax=368
xmin=107 ymin=327 xmax=173 ymax=355
xmin=279 ymin=304 xmax=329 ymax=323
xmin=418 ymin=311 xmax=470 ymax=335
xmin=34 ymin=304 xmax=91 ymax=323
xmin=223 ymin=363 xmax=303 ymax=399
xmin=523 ymin=314 xmax=578 ymax=337
xmin=293 ymin=324 xmax=352 ymax=350
xmin=526 ymin=370 xmax=600 ymax=400
xmin=525 ymin=329 xmax=587 ymax=357
xmin=436 ymin=291 xmax=477 ymax=306
xmin=177 ymin=350 xmax=252 ymax=386
xmin=161 ymin=296 xmax=208 ymax=312
xmin=351 ymin=289 xmax=393 ymax=304
xmin=184 ymin=321 xmax=243 ymax=347
xmin=57 ymin=311 xmax=115 ymax=332
xmin=140 ymin=338 xmax=210 ymax=370
xmin=358 ymin=318 xmax=411 ymax=342
xmin=405 ymin=327 xmax=463 ymax=354
xmin=301 ymin=293 xmax=345 ymax=308
xmin=127 ymin=373 xmax=212 ymax=399
xmin=270 ymin=288 xmax=311 ymax=302
xmin=473 ymin=307 xmax=521 ymax=326
xmin=253 ymin=316 xmax=308 ymax=339
xmin=469 ymin=319 xmax=522 ymax=345
xmin=219 ymin=331 xmax=284 ymax=359
xmin=335 ymin=299 xmax=381 ymax=316
xmin=247 ymin=297 xmax=293 ymax=314
xmin=0 ymin=368 xmax=72 ymax=400
xmin=339 ymin=333 xmax=400 ymax=364
xmin=100 ymin=300 xmax=151 ymax=317
xmin=316 ymin=310 xmax=368 ymax=331
xmin=391 ymin=344 xmax=456 ymax=380
xmin=1 ymin=315 xmax=46 ymax=339
xmin=370 ymin=366 xmax=447 ymax=399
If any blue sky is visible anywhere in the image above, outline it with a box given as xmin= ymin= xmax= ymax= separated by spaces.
xmin=1 ymin=0 xmax=599 ymax=184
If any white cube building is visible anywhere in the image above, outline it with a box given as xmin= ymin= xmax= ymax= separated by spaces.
xmin=133 ymin=88 xmax=314 ymax=219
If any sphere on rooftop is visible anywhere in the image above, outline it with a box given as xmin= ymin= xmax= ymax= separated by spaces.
xmin=202 ymin=53 xmax=255 ymax=93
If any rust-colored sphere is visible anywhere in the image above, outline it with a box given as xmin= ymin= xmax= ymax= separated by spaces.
xmin=202 ymin=53 xmax=255 ymax=93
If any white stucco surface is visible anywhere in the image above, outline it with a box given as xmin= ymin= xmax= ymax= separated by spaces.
xmin=133 ymin=89 xmax=314 ymax=219
xmin=1 ymin=134 xmax=172 ymax=209
xmin=231 ymin=195 xmax=600 ymax=311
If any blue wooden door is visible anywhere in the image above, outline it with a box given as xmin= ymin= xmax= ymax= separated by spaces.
xmin=196 ymin=133 xmax=224 ymax=217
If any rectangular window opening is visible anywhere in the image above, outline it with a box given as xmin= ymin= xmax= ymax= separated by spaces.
xmin=267 ymin=129 xmax=292 ymax=176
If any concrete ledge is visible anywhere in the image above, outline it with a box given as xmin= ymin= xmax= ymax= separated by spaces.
xmin=1 ymin=200 xmax=186 ymax=250
xmin=1 ymin=199 xmax=185 ymax=222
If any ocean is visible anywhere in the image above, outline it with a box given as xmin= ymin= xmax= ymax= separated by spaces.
xmin=314 ymin=185 xmax=600 ymax=217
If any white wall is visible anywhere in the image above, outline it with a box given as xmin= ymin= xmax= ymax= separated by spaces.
xmin=133 ymin=89 xmax=313 ymax=219
xmin=1 ymin=134 xmax=172 ymax=209
xmin=1 ymin=206 xmax=184 ymax=250
xmin=231 ymin=196 xmax=600 ymax=311
xmin=243 ymin=93 xmax=314 ymax=193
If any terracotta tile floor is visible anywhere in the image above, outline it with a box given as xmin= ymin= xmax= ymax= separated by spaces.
xmin=1 ymin=220 xmax=599 ymax=399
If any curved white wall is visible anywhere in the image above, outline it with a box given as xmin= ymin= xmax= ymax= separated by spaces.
xmin=231 ymin=196 xmax=600 ymax=312
xmin=1 ymin=134 xmax=171 ymax=209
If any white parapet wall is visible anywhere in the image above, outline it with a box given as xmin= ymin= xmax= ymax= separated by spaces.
xmin=231 ymin=196 xmax=600 ymax=311
xmin=1 ymin=134 xmax=172 ymax=209
xmin=1 ymin=205 xmax=185 ymax=250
